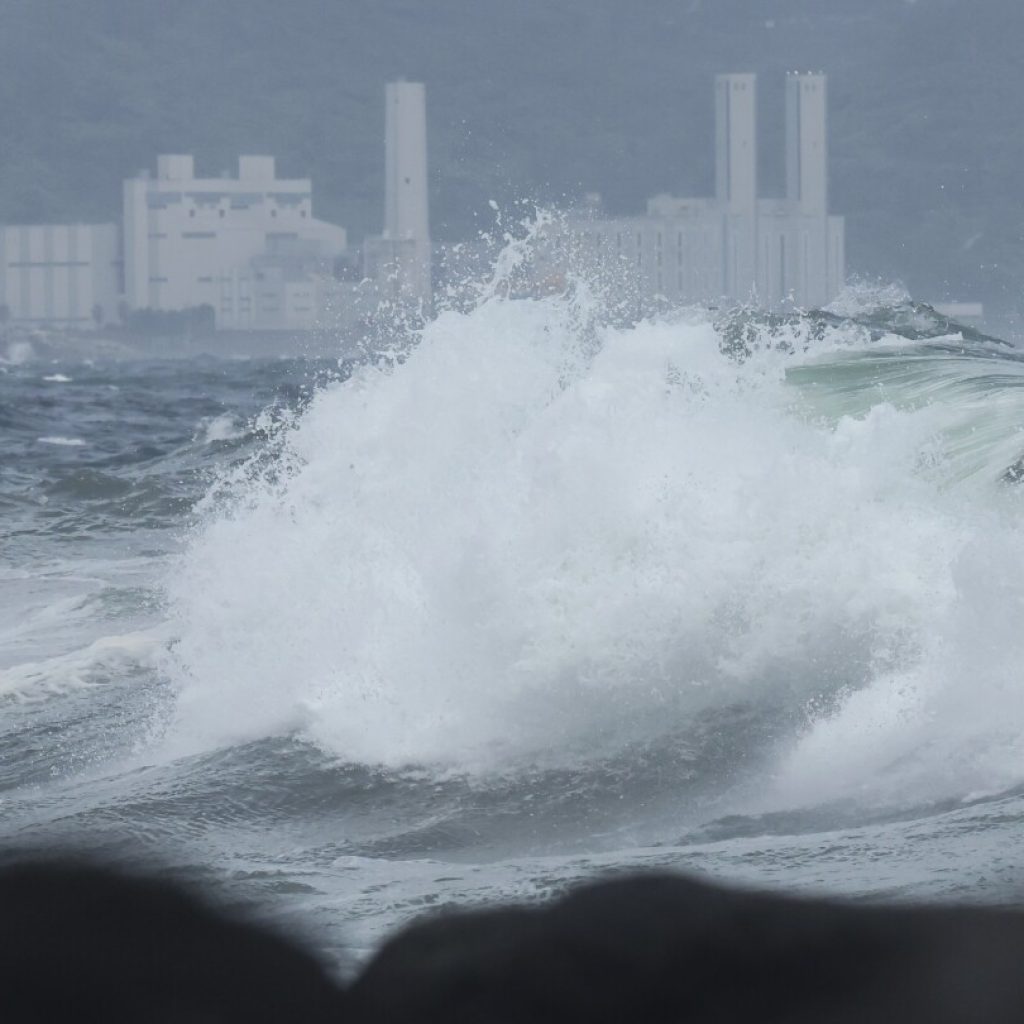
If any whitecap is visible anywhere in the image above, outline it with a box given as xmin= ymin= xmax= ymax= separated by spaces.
xmin=0 ymin=630 xmax=164 ymax=702
xmin=196 ymin=413 xmax=244 ymax=444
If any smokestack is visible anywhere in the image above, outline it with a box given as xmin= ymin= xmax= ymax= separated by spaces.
xmin=714 ymin=73 xmax=757 ymax=212
xmin=715 ymin=73 xmax=758 ymax=301
xmin=786 ymin=72 xmax=827 ymax=213
xmin=385 ymin=81 xmax=429 ymax=244
xmin=383 ymin=80 xmax=431 ymax=303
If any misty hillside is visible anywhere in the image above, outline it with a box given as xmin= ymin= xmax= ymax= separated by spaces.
xmin=1 ymin=0 xmax=1022 ymax=314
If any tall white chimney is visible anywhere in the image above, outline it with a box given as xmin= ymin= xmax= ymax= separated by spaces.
xmin=380 ymin=80 xmax=432 ymax=306
xmin=786 ymin=72 xmax=827 ymax=214
xmin=385 ymin=81 xmax=430 ymax=245
xmin=715 ymin=73 xmax=757 ymax=300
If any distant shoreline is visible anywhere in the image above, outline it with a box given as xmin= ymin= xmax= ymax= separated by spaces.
xmin=0 ymin=327 xmax=365 ymax=362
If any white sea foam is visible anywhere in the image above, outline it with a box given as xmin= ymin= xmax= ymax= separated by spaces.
xmin=825 ymin=280 xmax=912 ymax=317
xmin=162 ymin=272 xmax=1024 ymax=810
xmin=771 ymin=527 xmax=1024 ymax=808
xmin=38 ymin=436 xmax=86 ymax=447
xmin=197 ymin=413 xmax=245 ymax=444
xmin=1 ymin=341 xmax=35 ymax=365
xmin=42 ymin=373 xmax=73 ymax=383
xmin=0 ymin=630 xmax=164 ymax=701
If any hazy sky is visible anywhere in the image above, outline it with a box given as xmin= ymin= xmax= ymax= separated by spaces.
xmin=1 ymin=0 xmax=1021 ymax=314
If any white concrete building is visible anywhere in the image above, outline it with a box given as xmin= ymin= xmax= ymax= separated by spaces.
xmin=0 ymin=82 xmax=433 ymax=336
xmin=554 ymin=72 xmax=845 ymax=312
xmin=364 ymin=80 xmax=432 ymax=307
xmin=0 ymin=223 xmax=120 ymax=327
xmin=122 ymin=154 xmax=348 ymax=329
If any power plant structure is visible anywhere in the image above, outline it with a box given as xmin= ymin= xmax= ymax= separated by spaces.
xmin=549 ymin=72 xmax=845 ymax=311
xmin=0 ymin=81 xmax=432 ymax=333
xmin=364 ymin=80 xmax=433 ymax=307
xmin=121 ymin=154 xmax=347 ymax=331
xmin=0 ymin=72 xmax=843 ymax=336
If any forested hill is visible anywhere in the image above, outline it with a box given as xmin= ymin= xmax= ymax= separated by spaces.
xmin=1 ymin=0 xmax=1022 ymax=315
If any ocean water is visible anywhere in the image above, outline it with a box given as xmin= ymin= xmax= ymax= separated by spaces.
xmin=5 ymin=273 xmax=1024 ymax=968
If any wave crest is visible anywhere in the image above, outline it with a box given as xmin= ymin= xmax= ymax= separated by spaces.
xmin=161 ymin=247 xmax=1024 ymax=813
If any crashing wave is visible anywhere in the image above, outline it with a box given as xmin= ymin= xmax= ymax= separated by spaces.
xmin=160 ymin=227 xmax=1024 ymax=821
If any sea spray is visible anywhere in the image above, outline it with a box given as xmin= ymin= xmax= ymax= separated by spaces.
xmin=159 ymin=262 xmax=1024 ymax=817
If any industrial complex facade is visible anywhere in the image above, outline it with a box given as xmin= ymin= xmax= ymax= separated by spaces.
xmin=548 ymin=72 xmax=845 ymax=311
xmin=0 ymin=81 xmax=432 ymax=334
xmin=0 ymin=73 xmax=845 ymax=334
xmin=121 ymin=154 xmax=348 ymax=331
xmin=0 ymin=223 xmax=120 ymax=330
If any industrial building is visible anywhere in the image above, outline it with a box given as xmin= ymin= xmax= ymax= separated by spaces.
xmin=0 ymin=74 xmax=842 ymax=332
xmin=0 ymin=80 xmax=432 ymax=333
xmin=550 ymin=72 xmax=845 ymax=311
xmin=121 ymin=154 xmax=347 ymax=331
xmin=0 ymin=223 xmax=120 ymax=327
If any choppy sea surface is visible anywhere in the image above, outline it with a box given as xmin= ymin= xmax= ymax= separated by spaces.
xmin=5 ymin=281 xmax=1024 ymax=968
